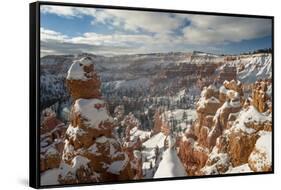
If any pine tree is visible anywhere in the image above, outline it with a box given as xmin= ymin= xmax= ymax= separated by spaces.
xmin=182 ymin=111 xmax=187 ymax=122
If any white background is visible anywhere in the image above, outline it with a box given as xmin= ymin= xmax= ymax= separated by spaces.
xmin=0 ymin=0 xmax=279 ymax=189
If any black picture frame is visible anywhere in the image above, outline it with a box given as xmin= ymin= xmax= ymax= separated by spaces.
xmin=30 ymin=1 xmax=274 ymax=189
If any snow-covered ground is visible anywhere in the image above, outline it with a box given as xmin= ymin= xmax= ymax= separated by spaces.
xmin=248 ymin=131 xmax=272 ymax=171
xmin=154 ymin=148 xmax=187 ymax=178
xmin=129 ymin=126 xmax=151 ymax=142
xmin=39 ymin=51 xmax=272 ymax=182
xmin=41 ymin=168 xmax=60 ymax=186
xmin=74 ymin=99 xmax=113 ymax=129
xmin=102 ymin=77 xmax=150 ymax=92
xmin=162 ymin=109 xmax=197 ymax=121
xmin=161 ymin=109 xmax=197 ymax=132
xmin=143 ymin=132 xmax=166 ymax=149
xmin=229 ymin=106 xmax=272 ymax=134
xmin=221 ymin=53 xmax=272 ymax=83
xmin=226 ymin=164 xmax=253 ymax=174
xmin=142 ymin=132 xmax=166 ymax=178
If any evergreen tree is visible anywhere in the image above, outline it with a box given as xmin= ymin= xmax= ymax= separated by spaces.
xmin=182 ymin=111 xmax=187 ymax=122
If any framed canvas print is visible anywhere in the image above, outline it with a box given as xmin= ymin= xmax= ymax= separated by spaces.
xmin=29 ymin=1 xmax=274 ymax=188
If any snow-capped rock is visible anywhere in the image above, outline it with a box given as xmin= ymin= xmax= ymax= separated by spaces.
xmin=66 ymin=57 xmax=102 ymax=100
xmin=40 ymin=113 xmax=66 ymax=173
xmin=248 ymin=131 xmax=272 ymax=172
xmin=57 ymin=61 xmax=136 ymax=184
xmin=178 ymin=78 xmax=272 ymax=176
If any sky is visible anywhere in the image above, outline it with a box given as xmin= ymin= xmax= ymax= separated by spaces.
xmin=40 ymin=5 xmax=272 ymax=57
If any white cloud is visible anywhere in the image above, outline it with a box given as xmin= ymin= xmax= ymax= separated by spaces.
xmin=41 ymin=6 xmax=79 ymax=17
xmin=40 ymin=5 xmax=99 ymax=18
xmin=40 ymin=27 xmax=191 ymax=56
xmin=91 ymin=9 xmax=186 ymax=34
xmin=40 ymin=5 xmax=272 ymax=55
xmin=41 ymin=5 xmax=187 ymax=34
xmin=40 ymin=27 xmax=176 ymax=48
xmin=183 ymin=15 xmax=271 ymax=44
xmin=41 ymin=5 xmax=271 ymax=45
xmin=70 ymin=32 xmax=154 ymax=47
xmin=40 ymin=27 xmax=69 ymax=42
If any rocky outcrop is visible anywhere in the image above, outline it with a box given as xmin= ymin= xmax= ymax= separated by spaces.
xmin=113 ymin=105 xmax=125 ymax=123
xmin=219 ymin=80 xmax=243 ymax=102
xmin=207 ymin=80 xmax=243 ymax=148
xmin=178 ymin=79 xmax=272 ymax=176
xmin=66 ymin=57 xmax=101 ymax=100
xmin=218 ymin=65 xmax=237 ymax=83
xmin=41 ymin=146 xmax=62 ymax=173
xmin=228 ymin=131 xmax=259 ymax=166
xmin=200 ymin=135 xmax=230 ymax=175
xmin=121 ymin=113 xmax=144 ymax=179
xmin=178 ymin=136 xmax=209 ymax=175
xmin=227 ymin=103 xmax=272 ymax=167
xmin=195 ymin=85 xmax=221 ymax=138
xmin=178 ymin=84 xmax=222 ymax=175
xmin=223 ymin=80 xmax=243 ymax=96
xmin=200 ymin=105 xmax=272 ymax=174
xmin=252 ymin=80 xmax=271 ymax=113
xmin=248 ymin=131 xmax=272 ymax=172
xmin=207 ymin=94 xmax=242 ymax=148
xmin=40 ymin=113 xmax=66 ymax=172
xmin=58 ymin=58 xmax=136 ymax=184
xmin=152 ymin=108 xmax=170 ymax=136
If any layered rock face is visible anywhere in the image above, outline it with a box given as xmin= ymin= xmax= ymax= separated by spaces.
xmin=218 ymin=65 xmax=237 ymax=83
xmin=178 ymin=79 xmax=272 ymax=175
xmin=40 ymin=111 xmax=66 ymax=172
xmin=58 ymin=57 xmax=135 ymax=184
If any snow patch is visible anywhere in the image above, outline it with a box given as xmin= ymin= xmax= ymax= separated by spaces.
xmin=230 ymin=106 xmax=271 ymax=134
xmin=41 ymin=168 xmax=60 ymax=186
xmin=74 ymin=99 xmax=112 ymax=129
xmin=96 ymin=136 xmax=108 ymax=144
xmin=59 ymin=155 xmax=91 ymax=180
xmin=154 ymin=148 xmax=187 ymax=178
xmin=66 ymin=125 xmax=86 ymax=140
xmin=143 ymin=132 xmax=166 ymax=149
xmin=107 ymin=154 xmax=129 ymax=174
xmin=226 ymin=164 xmax=253 ymax=174
xmin=248 ymin=131 xmax=272 ymax=171
xmin=66 ymin=57 xmax=93 ymax=81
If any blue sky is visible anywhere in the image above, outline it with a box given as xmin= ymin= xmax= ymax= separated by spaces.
xmin=40 ymin=5 xmax=272 ymax=56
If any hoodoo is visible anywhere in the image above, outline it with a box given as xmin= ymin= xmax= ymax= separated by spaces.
xmin=59 ymin=57 xmax=135 ymax=184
